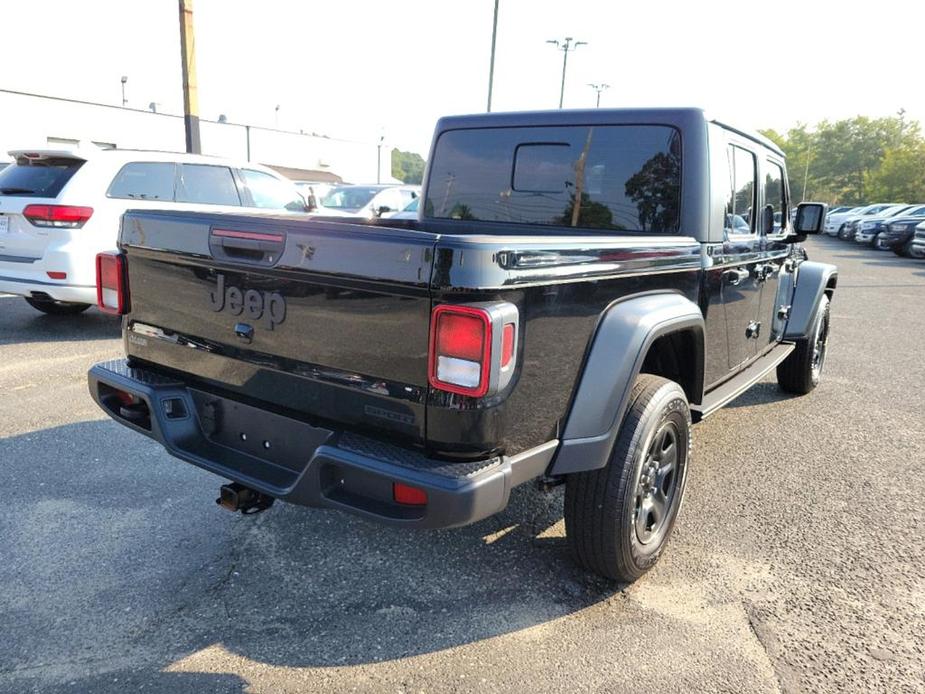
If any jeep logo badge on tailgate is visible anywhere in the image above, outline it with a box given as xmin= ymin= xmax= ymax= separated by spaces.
xmin=209 ymin=274 xmax=286 ymax=330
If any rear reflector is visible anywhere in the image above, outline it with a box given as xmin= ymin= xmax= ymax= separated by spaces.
xmin=96 ymin=252 xmax=129 ymax=315
xmin=429 ymin=305 xmax=491 ymax=397
xmin=46 ymin=271 xmax=67 ymax=280
xmin=501 ymin=323 xmax=515 ymax=368
xmin=22 ymin=204 xmax=93 ymax=228
xmin=393 ymin=482 xmax=428 ymax=506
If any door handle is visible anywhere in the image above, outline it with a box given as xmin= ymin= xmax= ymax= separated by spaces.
xmin=723 ymin=268 xmax=750 ymax=286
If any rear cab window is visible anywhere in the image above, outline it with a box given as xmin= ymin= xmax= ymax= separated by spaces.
xmin=0 ymin=156 xmax=85 ymax=198
xmin=424 ymin=125 xmax=682 ymax=233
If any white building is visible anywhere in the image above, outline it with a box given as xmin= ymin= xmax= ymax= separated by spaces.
xmin=0 ymin=89 xmax=398 ymax=184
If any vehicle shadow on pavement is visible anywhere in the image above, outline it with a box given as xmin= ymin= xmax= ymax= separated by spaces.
xmin=0 ymin=295 xmax=120 ymax=345
xmin=0 ymin=420 xmax=618 ymax=692
xmin=724 ymin=381 xmax=789 ymax=409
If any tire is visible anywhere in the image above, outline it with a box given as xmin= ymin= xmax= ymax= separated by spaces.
xmin=24 ymin=297 xmax=92 ymax=315
xmin=777 ymin=294 xmax=830 ymax=395
xmin=564 ymin=374 xmax=691 ymax=582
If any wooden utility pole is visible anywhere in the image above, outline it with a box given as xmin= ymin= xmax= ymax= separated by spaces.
xmin=179 ymin=0 xmax=201 ymax=153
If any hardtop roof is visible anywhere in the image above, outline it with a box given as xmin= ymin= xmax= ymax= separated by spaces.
xmin=432 ymin=107 xmax=784 ymax=157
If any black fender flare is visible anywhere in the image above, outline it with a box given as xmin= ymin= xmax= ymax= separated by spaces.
xmin=549 ymin=292 xmax=704 ymax=476
xmin=785 ymin=261 xmax=837 ymax=340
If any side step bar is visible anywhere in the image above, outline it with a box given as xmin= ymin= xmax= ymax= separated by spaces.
xmin=692 ymin=341 xmax=795 ymax=419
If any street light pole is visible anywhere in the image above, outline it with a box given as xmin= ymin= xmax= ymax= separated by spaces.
xmin=120 ymin=76 xmax=128 ymax=107
xmin=546 ymin=37 xmax=586 ymax=109
xmin=486 ymin=0 xmax=500 ymax=112
xmin=588 ymin=83 xmax=609 ymax=107
xmin=377 ymin=135 xmax=384 ymax=184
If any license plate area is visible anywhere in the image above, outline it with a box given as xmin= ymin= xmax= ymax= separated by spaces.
xmin=0 ymin=215 xmax=9 ymax=235
xmin=189 ymin=388 xmax=333 ymax=473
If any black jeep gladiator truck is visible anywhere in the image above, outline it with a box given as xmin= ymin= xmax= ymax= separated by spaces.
xmin=88 ymin=108 xmax=835 ymax=582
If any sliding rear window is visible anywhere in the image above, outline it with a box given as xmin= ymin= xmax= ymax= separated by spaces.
xmin=424 ymin=125 xmax=681 ymax=233
xmin=0 ymin=157 xmax=85 ymax=198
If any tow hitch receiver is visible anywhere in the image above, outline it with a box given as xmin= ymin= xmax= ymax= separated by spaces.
xmin=217 ymin=483 xmax=275 ymax=514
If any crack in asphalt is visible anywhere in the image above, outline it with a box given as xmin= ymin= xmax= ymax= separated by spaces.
xmin=744 ymin=603 xmax=784 ymax=694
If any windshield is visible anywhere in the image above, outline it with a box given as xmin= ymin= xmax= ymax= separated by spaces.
xmin=320 ymin=186 xmax=382 ymax=211
xmin=0 ymin=156 xmax=85 ymax=197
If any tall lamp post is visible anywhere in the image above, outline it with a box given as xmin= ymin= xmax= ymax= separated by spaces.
xmin=588 ymin=83 xmax=609 ymax=108
xmin=486 ymin=0 xmax=500 ymax=112
xmin=120 ymin=76 xmax=128 ymax=107
xmin=377 ymin=135 xmax=385 ymax=184
xmin=546 ymin=37 xmax=586 ymax=109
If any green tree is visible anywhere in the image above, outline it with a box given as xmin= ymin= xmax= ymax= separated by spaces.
xmin=761 ymin=114 xmax=924 ymax=205
xmin=556 ymin=192 xmax=615 ymax=229
xmin=865 ymin=141 xmax=925 ymax=202
xmin=391 ymin=149 xmax=426 ymax=184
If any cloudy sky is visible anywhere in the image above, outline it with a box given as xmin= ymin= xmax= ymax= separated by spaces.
xmin=5 ymin=0 xmax=922 ymax=155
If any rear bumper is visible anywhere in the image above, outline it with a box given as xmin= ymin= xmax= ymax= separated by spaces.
xmin=88 ymin=359 xmax=555 ymax=529
xmin=0 ymin=273 xmax=96 ymax=303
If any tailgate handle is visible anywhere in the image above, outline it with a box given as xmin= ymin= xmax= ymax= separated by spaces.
xmin=210 ymin=228 xmax=285 ymax=265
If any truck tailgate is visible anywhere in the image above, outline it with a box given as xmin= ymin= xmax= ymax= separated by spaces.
xmin=119 ymin=210 xmax=436 ymax=446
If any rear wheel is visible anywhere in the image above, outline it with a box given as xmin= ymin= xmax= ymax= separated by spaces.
xmin=564 ymin=375 xmax=690 ymax=582
xmin=24 ymin=297 xmax=92 ymax=315
xmin=778 ymin=294 xmax=830 ymax=394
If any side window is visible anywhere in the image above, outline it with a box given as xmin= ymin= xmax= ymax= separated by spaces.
xmin=374 ymin=189 xmax=405 ymax=212
xmin=240 ymin=170 xmax=305 ymax=211
xmin=176 ymin=164 xmax=241 ymax=206
xmin=764 ymin=160 xmax=786 ymax=233
xmin=725 ymin=146 xmax=756 ymax=234
xmin=108 ymin=162 xmax=177 ymax=201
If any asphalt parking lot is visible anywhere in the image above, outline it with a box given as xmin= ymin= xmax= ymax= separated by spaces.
xmin=1 ymin=236 xmax=923 ymax=693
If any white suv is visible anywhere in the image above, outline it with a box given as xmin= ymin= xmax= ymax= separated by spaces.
xmin=0 ymin=147 xmax=307 ymax=314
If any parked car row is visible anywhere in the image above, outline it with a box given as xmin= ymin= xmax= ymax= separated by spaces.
xmin=0 ymin=144 xmax=421 ymax=315
xmin=822 ymin=202 xmax=925 ymax=258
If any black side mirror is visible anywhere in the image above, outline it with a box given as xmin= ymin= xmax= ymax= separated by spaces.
xmin=787 ymin=202 xmax=828 ymax=243
xmin=376 ymin=205 xmax=392 ymax=217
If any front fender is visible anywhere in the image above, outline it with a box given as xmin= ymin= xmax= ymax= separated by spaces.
xmin=785 ymin=261 xmax=837 ymax=340
xmin=550 ymin=292 xmax=704 ymax=476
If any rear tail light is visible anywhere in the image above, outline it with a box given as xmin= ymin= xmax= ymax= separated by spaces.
xmin=96 ymin=252 xmax=129 ymax=315
xmin=22 ymin=204 xmax=93 ymax=228
xmin=428 ymin=302 xmax=519 ymax=398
